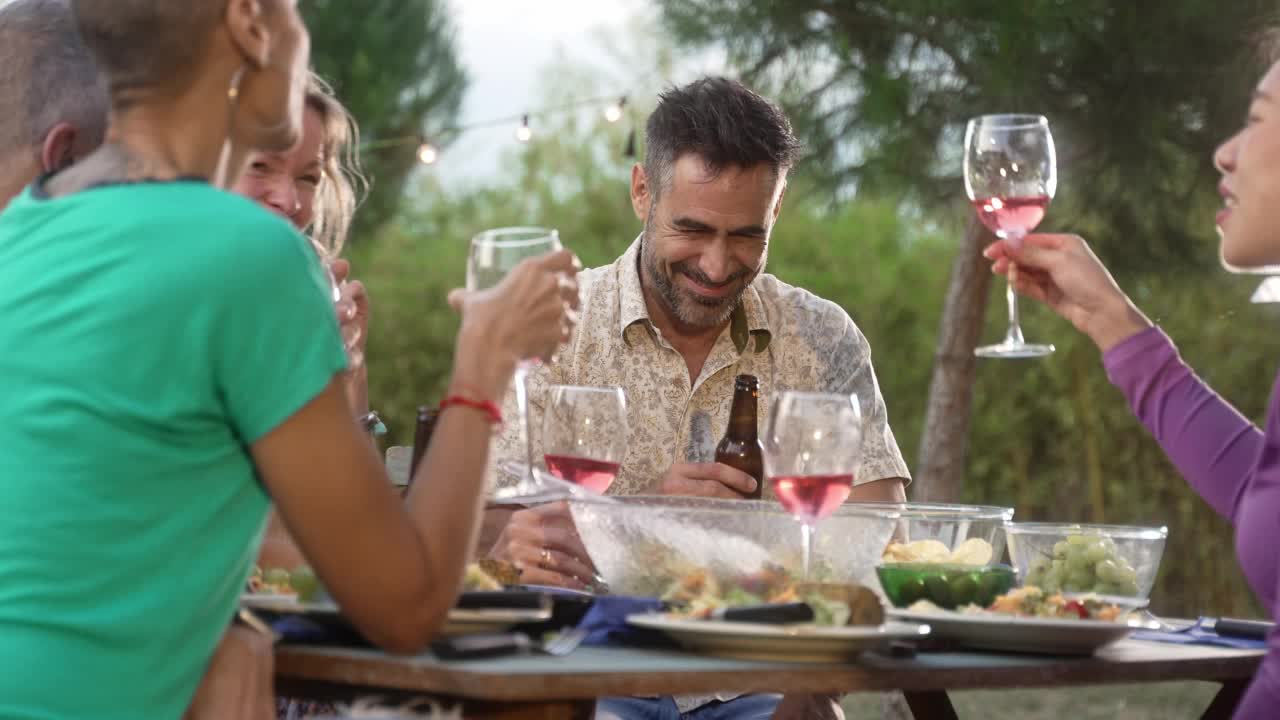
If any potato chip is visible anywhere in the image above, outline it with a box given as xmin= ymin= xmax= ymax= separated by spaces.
xmin=948 ymin=538 xmax=994 ymax=566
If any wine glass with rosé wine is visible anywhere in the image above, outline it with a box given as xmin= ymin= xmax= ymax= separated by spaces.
xmin=763 ymin=391 xmax=864 ymax=578
xmin=965 ymin=113 xmax=1059 ymax=359
xmin=541 ymin=385 xmax=628 ymax=495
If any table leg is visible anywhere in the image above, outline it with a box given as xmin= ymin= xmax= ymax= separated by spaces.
xmin=902 ymin=690 xmax=959 ymax=720
xmin=1201 ymin=679 xmax=1249 ymax=720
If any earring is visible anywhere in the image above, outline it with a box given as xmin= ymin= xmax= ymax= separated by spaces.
xmin=213 ymin=67 xmax=246 ymax=189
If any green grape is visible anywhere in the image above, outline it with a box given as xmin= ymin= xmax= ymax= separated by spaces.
xmin=289 ymin=567 xmax=319 ymax=600
xmin=1067 ymin=535 xmax=1094 ymax=547
xmin=1065 ymin=553 xmax=1089 ymax=575
xmin=1066 ymin=570 xmax=1094 ymax=591
xmin=1053 ymin=541 xmax=1070 ymax=558
xmin=263 ymin=568 xmax=290 ymax=588
xmin=1113 ymin=564 xmax=1138 ymax=584
xmin=1095 ymin=559 xmax=1120 ymax=583
xmin=1114 ymin=579 xmax=1140 ymax=596
xmin=1084 ymin=541 xmax=1110 ymax=564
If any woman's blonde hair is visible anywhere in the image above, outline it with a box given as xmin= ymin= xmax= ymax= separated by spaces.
xmin=305 ymin=72 xmax=368 ymax=259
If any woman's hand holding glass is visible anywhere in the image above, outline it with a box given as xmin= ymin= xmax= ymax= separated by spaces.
xmin=984 ymin=233 xmax=1152 ymax=353
xmin=448 ymin=248 xmax=581 ymax=398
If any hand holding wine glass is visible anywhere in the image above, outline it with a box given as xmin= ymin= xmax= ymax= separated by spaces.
xmin=463 ymin=227 xmax=581 ymax=502
xmin=965 ymin=114 xmax=1058 ymax=358
xmin=764 ymin=391 xmax=864 ymax=578
xmin=984 ymin=233 xmax=1152 ymax=353
xmin=541 ymin=385 xmax=628 ymax=494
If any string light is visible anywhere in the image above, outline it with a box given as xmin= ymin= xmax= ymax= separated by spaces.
xmin=603 ymin=96 xmax=627 ymax=123
xmin=515 ymin=114 xmax=533 ymax=143
xmin=416 ymin=142 xmax=439 ymax=165
xmin=358 ymin=90 xmax=656 ymax=165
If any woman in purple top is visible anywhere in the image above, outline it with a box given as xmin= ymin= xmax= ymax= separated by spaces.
xmin=983 ymin=59 xmax=1280 ymax=718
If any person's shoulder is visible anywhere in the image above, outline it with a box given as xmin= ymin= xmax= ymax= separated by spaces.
xmin=151 ymin=183 xmax=310 ymax=263
xmin=754 ymin=273 xmax=858 ymax=328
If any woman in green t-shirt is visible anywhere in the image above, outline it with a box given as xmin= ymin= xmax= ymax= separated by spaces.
xmin=0 ymin=2 xmax=579 ymax=719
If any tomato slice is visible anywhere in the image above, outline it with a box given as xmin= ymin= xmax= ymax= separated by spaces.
xmin=1063 ymin=600 xmax=1089 ymax=619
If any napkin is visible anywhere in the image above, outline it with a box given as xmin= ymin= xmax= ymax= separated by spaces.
xmin=574 ymin=596 xmax=673 ymax=648
xmin=1130 ymin=617 xmax=1269 ymax=650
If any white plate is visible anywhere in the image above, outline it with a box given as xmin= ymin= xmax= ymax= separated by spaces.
xmin=626 ymin=613 xmax=930 ymax=663
xmin=240 ymin=594 xmax=552 ymax=636
xmin=1059 ymin=592 xmax=1151 ymax=610
xmin=889 ymin=609 xmax=1154 ymax=655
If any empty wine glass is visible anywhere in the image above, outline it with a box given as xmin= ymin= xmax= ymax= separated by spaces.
xmin=763 ymin=391 xmax=864 ymax=578
xmin=467 ymin=227 xmax=563 ymax=503
xmin=965 ymin=114 xmax=1058 ymax=359
xmin=541 ymin=385 xmax=628 ymax=495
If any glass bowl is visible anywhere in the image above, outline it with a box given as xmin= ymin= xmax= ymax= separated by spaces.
xmin=877 ymin=563 xmax=1017 ymax=609
xmin=1004 ymin=522 xmax=1168 ymax=599
xmin=565 ymin=496 xmax=901 ymax=596
xmin=872 ymin=502 xmax=1015 ymax=565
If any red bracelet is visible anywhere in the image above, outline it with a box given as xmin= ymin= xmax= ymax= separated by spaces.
xmin=439 ymin=394 xmax=503 ymax=426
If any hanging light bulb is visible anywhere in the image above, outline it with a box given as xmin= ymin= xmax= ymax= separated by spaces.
xmin=603 ymin=96 xmax=627 ymax=124
xmin=416 ymin=141 xmax=439 ymax=165
xmin=515 ymin=114 xmax=533 ymax=143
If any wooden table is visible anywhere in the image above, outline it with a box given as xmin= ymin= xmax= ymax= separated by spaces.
xmin=275 ymin=639 xmax=1263 ymax=719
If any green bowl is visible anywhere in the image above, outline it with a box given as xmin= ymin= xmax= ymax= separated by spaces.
xmin=877 ymin=563 xmax=1016 ymax=609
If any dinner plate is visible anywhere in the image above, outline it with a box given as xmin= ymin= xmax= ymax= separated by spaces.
xmin=626 ymin=613 xmax=930 ymax=663
xmin=889 ymin=608 xmax=1156 ymax=655
xmin=240 ymin=593 xmax=553 ymax=636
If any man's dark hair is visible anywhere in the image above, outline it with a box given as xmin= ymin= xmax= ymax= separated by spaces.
xmin=0 ymin=0 xmax=107 ymax=161
xmin=643 ymin=76 xmax=802 ymax=197
xmin=70 ymin=0 xmax=226 ymax=99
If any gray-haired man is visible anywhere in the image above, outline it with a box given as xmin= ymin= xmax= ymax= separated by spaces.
xmin=0 ymin=0 xmax=107 ymax=210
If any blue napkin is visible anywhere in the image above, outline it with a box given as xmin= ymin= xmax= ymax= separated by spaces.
xmin=574 ymin=596 xmax=672 ymax=648
xmin=270 ymin=614 xmax=367 ymax=646
xmin=1130 ymin=617 xmax=1268 ymax=650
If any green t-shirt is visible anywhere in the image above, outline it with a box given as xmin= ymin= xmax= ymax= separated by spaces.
xmin=0 ymin=180 xmax=347 ymax=719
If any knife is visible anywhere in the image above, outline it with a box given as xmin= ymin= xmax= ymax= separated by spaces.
xmin=713 ymin=603 xmax=815 ymax=624
xmin=1209 ymin=618 xmax=1274 ymax=640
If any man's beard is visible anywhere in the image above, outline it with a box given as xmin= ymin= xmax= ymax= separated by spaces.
xmin=640 ymin=224 xmax=762 ymax=331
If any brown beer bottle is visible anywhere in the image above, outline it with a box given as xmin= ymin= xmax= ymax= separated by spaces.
xmin=408 ymin=406 xmax=440 ymax=490
xmin=715 ymin=374 xmax=764 ymax=499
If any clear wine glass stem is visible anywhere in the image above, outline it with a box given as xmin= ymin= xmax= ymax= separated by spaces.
xmin=513 ymin=364 xmax=534 ymax=493
xmin=800 ymin=522 xmax=815 ymax=580
xmin=1003 ymin=282 xmax=1027 ymax=345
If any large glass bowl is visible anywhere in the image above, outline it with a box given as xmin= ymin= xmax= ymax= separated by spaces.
xmin=565 ymin=496 xmax=901 ymax=597
xmin=871 ymin=502 xmax=1015 ymax=564
xmin=1004 ymin=522 xmax=1168 ymax=599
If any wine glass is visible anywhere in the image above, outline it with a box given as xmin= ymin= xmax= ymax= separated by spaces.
xmin=324 ymin=261 xmax=363 ymax=368
xmin=467 ymin=227 xmax=563 ymax=503
xmin=763 ymin=391 xmax=864 ymax=578
xmin=541 ymin=385 xmax=628 ymax=495
xmin=965 ymin=114 xmax=1058 ymax=359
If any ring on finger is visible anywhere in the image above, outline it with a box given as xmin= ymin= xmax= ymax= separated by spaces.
xmin=540 ymin=548 xmax=552 ymax=568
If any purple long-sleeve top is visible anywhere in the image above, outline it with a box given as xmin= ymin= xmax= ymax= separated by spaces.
xmin=1104 ymin=326 xmax=1279 ymax=718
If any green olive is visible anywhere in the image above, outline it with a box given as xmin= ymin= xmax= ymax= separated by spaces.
xmin=949 ymin=574 xmax=980 ymax=607
xmin=896 ymin=577 xmax=927 ymax=606
xmin=924 ymin=575 xmax=953 ymax=608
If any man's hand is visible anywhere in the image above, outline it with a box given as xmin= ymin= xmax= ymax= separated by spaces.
xmin=488 ymin=502 xmax=597 ymax=590
xmin=655 ymin=462 xmax=758 ymax=499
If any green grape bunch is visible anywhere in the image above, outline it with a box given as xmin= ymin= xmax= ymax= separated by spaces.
xmin=1024 ymin=534 xmax=1140 ymax=596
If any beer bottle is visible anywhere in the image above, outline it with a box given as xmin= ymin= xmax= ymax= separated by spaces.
xmin=715 ymin=374 xmax=764 ymax=499
xmin=408 ymin=406 xmax=440 ymax=490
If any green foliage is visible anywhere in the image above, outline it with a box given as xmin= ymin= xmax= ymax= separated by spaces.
xmin=657 ymin=0 xmax=1275 ymax=273
xmin=302 ymin=0 xmax=467 ymax=240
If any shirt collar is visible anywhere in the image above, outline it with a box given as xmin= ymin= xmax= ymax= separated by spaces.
xmin=617 ymin=235 xmax=772 ymax=354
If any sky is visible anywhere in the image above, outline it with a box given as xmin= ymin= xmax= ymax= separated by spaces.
xmin=434 ymin=0 xmax=725 ymax=185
